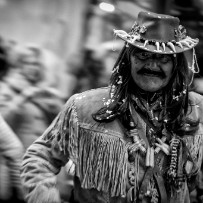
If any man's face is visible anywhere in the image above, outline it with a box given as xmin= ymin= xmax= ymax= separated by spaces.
xmin=21 ymin=55 xmax=42 ymax=83
xmin=130 ymin=50 xmax=174 ymax=92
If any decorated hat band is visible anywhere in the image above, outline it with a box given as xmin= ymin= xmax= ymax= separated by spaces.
xmin=114 ymin=11 xmax=199 ymax=54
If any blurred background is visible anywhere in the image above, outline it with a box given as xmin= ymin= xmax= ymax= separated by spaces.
xmin=0 ymin=0 xmax=203 ymax=203
xmin=0 ymin=0 xmax=203 ymax=97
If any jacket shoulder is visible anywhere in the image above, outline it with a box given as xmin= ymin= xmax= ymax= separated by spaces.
xmin=189 ymin=91 xmax=203 ymax=103
xmin=74 ymin=87 xmax=109 ymax=103
xmin=189 ymin=91 xmax=203 ymax=109
xmin=69 ymin=87 xmax=110 ymax=121
xmin=188 ymin=91 xmax=203 ymax=123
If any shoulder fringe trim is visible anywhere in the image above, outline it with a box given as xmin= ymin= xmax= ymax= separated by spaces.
xmin=44 ymin=97 xmax=128 ymax=197
xmin=44 ymin=97 xmax=79 ymax=163
xmin=77 ymin=128 xmax=128 ymax=197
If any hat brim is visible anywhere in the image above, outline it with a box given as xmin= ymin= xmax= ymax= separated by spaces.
xmin=116 ymin=33 xmax=199 ymax=54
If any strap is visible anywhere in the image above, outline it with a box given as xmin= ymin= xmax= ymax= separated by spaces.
xmin=138 ymin=168 xmax=153 ymax=202
xmin=138 ymin=167 xmax=168 ymax=203
xmin=154 ymin=167 xmax=168 ymax=203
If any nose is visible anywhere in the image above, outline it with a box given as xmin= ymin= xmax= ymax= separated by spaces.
xmin=145 ymin=60 xmax=160 ymax=70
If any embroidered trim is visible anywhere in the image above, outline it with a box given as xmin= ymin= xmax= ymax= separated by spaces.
xmin=44 ymin=96 xmax=79 ymax=163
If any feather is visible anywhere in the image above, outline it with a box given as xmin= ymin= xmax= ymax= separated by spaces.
xmin=113 ymin=29 xmax=130 ymax=38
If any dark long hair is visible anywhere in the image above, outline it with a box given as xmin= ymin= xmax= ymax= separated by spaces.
xmin=93 ymin=44 xmax=199 ymax=134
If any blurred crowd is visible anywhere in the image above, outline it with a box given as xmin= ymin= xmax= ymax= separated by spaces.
xmin=0 ymin=34 xmax=118 ymax=203
xmin=0 ymin=38 xmax=65 ymax=203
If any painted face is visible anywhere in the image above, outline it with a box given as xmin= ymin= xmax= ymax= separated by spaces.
xmin=130 ymin=50 xmax=174 ymax=92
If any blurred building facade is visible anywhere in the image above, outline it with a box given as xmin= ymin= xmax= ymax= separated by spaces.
xmin=1 ymin=0 xmax=202 ymax=79
xmin=0 ymin=0 xmax=89 ymax=60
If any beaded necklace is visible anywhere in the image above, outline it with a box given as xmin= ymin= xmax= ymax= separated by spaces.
xmin=126 ymin=93 xmax=174 ymax=203
xmin=125 ymin=91 xmax=193 ymax=202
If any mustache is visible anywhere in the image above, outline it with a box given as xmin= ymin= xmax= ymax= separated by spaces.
xmin=137 ymin=68 xmax=166 ymax=78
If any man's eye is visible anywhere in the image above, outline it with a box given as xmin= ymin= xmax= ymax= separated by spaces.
xmin=136 ymin=52 xmax=151 ymax=60
xmin=159 ymin=56 xmax=171 ymax=63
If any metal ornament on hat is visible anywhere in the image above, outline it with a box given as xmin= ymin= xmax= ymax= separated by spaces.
xmin=174 ymin=25 xmax=197 ymax=49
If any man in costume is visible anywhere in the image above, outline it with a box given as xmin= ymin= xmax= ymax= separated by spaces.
xmin=21 ymin=11 xmax=203 ymax=203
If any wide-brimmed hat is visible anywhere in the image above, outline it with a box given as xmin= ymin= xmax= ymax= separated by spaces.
xmin=114 ymin=11 xmax=199 ymax=54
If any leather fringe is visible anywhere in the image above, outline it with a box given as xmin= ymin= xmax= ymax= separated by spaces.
xmin=44 ymin=97 xmax=79 ymax=163
xmin=44 ymin=97 xmax=128 ymax=197
xmin=183 ymin=134 xmax=203 ymax=168
xmin=77 ymin=128 xmax=128 ymax=197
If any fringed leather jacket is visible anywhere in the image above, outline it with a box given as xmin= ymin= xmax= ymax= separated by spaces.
xmin=21 ymin=87 xmax=203 ymax=203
